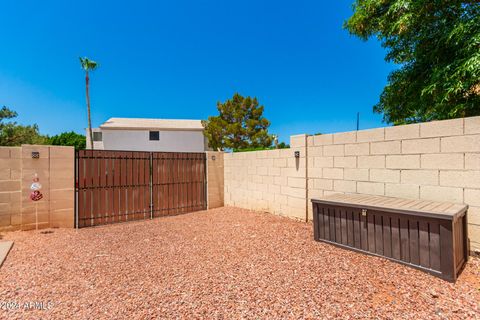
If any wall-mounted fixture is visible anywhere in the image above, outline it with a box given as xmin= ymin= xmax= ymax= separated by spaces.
xmin=211 ymin=155 xmax=216 ymax=161
xmin=31 ymin=152 xmax=40 ymax=159
xmin=294 ymin=151 xmax=300 ymax=158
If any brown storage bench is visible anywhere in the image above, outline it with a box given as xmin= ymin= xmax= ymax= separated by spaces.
xmin=312 ymin=194 xmax=468 ymax=282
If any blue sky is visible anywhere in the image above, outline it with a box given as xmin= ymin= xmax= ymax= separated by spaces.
xmin=0 ymin=0 xmax=394 ymax=143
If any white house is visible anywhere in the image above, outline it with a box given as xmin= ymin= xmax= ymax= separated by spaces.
xmin=86 ymin=118 xmax=207 ymax=152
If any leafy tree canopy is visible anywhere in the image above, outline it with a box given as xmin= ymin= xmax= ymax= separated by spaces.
xmin=345 ymin=1 xmax=480 ymax=124
xmin=0 ymin=106 xmax=47 ymax=146
xmin=47 ymin=131 xmax=86 ymax=150
xmin=204 ymin=93 xmax=274 ymax=151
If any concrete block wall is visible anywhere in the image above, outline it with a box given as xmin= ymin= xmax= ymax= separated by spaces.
xmin=224 ymin=135 xmax=308 ymax=220
xmin=223 ymin=116 xmax=480 ymax=252
xmin=207 ymin=151 xmax=224 ymax=209
xmin=307 ymin=116 xmax=480 ymax=251
xmin=0 ymin=147 xmax=21 ymax=231
xmin=0 ymin=145 xmax=74 ymax=231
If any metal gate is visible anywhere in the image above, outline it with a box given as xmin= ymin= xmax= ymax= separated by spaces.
xmin=75 ymin=150 xmax=207 ymax=228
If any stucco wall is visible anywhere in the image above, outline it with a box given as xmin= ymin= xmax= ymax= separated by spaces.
xmin=87 ymin=128 xmax=206 ymax=152
xmin=224 ymin=116 xmax=480 ymax=252
xmin=0 ymin=145 xmax=74 ymax=231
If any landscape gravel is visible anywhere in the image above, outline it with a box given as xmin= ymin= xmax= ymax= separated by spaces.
xmin=0 ymin=207 xmax=479 ymax=319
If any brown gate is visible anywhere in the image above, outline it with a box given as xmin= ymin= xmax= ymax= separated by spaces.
xmin=75 ymin=150 xmax=206 ymax=228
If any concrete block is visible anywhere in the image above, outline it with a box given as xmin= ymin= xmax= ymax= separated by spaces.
xmin=274 ymin=193 xmax=288 ymax=205
xmin=465 ymin=116 xmax=480 ymax=134
xmin=268 ymin=167 xmax=281 ymax=176
xmin=314 ymin=156 xmax=334 ymax=168
xmin=468 ymin=206 xmax=480 ymax=225
xmin=262 ymin=175 xmax=274 ymax=185
xmin=401 ymin=138 xmax=440 ymax=154
xmin=420 ymin=118 xmax=463 ymax=138
xmin=49 ymin=146 xmax=74 ymax=159
xmin=313 ymin=178 xmax=333 ymax=190
xmin=421 ymin=153 xmax=464 ymax=170
xmin=50 ymin=189 xmax=74 ymax=201
xmin=356 ymin=128 xmax=385 ymax=143
xmin=420 ymin=185 xmax=463 ymax=203
xmin=465 ymin=189 xmax=480 ymax=207
xmin=370 ymin=141 xmax=401 ymax=155
xmin=333 ymin=131 xmax=356 ymax=144
xmin=280 ymin=186 xmax=306 ymax=198
xmin=288 ymin=177 xmax=305 ymax=188
xmin=333 ymin=180 xmax=356 ymax=193
xmin=386 ymin=155 xmax=420 ymax=169
xmin=323 ymin=145 xmax=344 ymax=157
xmin=308 ymin=146 xmax=323 ymax=157
xmin=465 ymin=153 xmax=480 ymax=169
xmin=345 ymin=143 xmax=369 ymax=156
xmin=358 ymin=155 xmax=385 ymax=168
xmin=401 ymin=170 xmax=438 ymax=185
xmin=385 ymin=183 xmax=419 ymax=199
xmin=0 ymin=169 xmax=10 ymax=180
xmin=308 ymin=168 xmax=322 ymax=178
xmin=9 ymin=148 xmax=21 ymax=159
xmin=344 ymin=168 xmax=369 ymax=181
xmin=323 ymin=168 xmax=343 ymax=180
xmin=257 ymin=166 xmax=268 ymax=175
xmin=314 ymin=134 xmax=333 ymax=146
xmin=290 ymin=134 xmax=306 ymax=148
xmin=370 ymin=169 xmax=400 ymax=183
xmin=288 ymin=196 xmax=306 ymax=210
xmin=0 ymin=180 xmax=21 ymax=192
xmin=385 ymin=123 xmax=420 ymax=140
xmin=468 ymin=225 xmax=480 ymax=251
xmin=274 ymin=176 xmax=288 ymax=186
xmin=440 ymin=170 xmax=480 ymax=188
xmin=333 ymin=156 xmax=357 ymax=168
xmin=441 ymin=135 xmax=480 ymax=153
xmin=10 ymin=169 xmax=21 ymax=180
xmin=0 ymin=159 xmax=20 ymax=170
xmin=357 ymin=182 xmax=384 ymax=196
xmin=0 ymin=148 xmax=11 ymax=158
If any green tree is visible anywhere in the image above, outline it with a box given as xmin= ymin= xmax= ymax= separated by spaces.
xmin=47 ymin=131 xmax=86 ymax=150
xmin=345 ymin=1 xmax=480 ymax=124
xmin=79 ymin=57 xmax=99 ymax=149
xmin=0 ymin=106 xmax=47 ymax=146
xmin=204 ymin=93 xmax=274 ymax=150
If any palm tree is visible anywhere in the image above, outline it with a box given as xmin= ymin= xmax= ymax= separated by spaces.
xmin=79 ymin=57 xmax=99 ymax=149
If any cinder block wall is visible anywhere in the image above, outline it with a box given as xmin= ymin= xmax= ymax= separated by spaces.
xmin=224 ymin=134 xmax=308 ymax=220
xmin=207 ymin=151 xmax=224 ymax=209
xmin=223 ymin=116 xmax=480 ymax=252
xmin=0 ymin=145 xmax=74 ymax=231
xmin=306 ymin=116 xmax=480 ymax=251
xmin=0 ymin=147 xmax=21 ymax=230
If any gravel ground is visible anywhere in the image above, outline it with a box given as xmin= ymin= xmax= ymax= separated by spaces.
xmin=1 ymin=207 xmax=479 ymax=319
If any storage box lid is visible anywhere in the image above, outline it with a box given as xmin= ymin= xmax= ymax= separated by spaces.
xmin=311 ymin=194 xmax=468 ymax=220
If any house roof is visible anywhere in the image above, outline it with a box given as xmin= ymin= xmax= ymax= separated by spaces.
xmin=99 ymin=118 xmax=204 ymax=131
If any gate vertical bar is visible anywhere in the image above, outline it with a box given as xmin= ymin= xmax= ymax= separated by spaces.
xmin=149 ymin=152 xmax=153 ymax=219
xmin=74 ymin=150 xmax=78 ymax=229
xmin=203 ymin=153 xmax=207 ymax=210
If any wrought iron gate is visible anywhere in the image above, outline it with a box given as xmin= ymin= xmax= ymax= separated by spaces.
xmin=75 ymin=150 xmax=206 ymax=228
